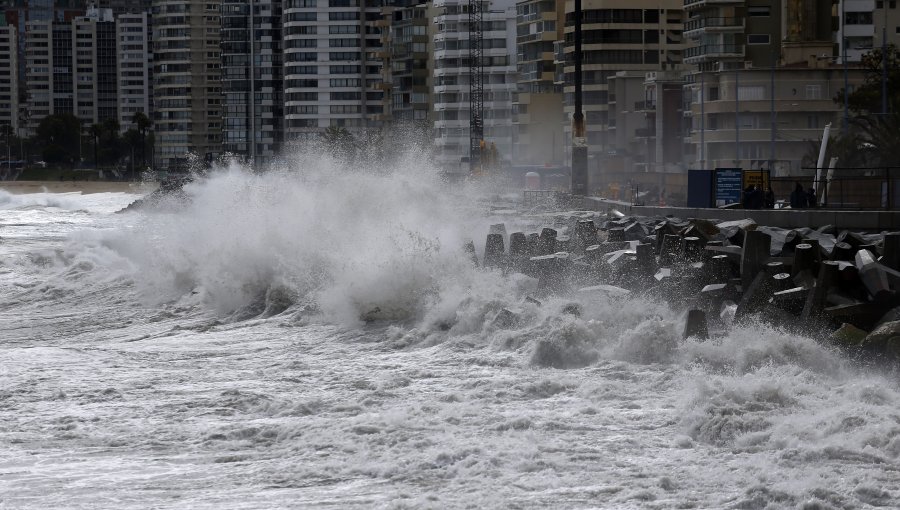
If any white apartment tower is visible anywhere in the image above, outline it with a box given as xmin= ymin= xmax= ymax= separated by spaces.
xmin=281 ymin=0 xmax=385 ymax=142
xmin=432 ymin=0 xmax=517 ymax=168
xmin=0 ymin=22 xmax=18 ymax=133
xmin=116 ymin=11 xmax=152 ymax=132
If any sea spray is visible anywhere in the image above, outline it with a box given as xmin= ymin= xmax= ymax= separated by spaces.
xmin=104 ymin=154 xmax=505 ymax=324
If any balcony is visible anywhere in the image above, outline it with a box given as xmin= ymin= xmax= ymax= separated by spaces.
xmin=684 ymin=17 xmax=744 ymax=38
xmin=684 ymin=0 xmax=743 ymax=10
xmin=634 ymin=100 xmax=656 ymax=112
xmin=634 ymin=127 xmax=656 ymax=138
xmin=683 ymin=44 xmax=744 ymax=64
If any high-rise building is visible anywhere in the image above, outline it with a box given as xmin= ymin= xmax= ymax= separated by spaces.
xmin=72 ymin=7 xmax=118 ymax=126
xmin=432 ymin=0 xmax=517 ymax=168
xmin=514 ymin=0 xmax=565 ymax=166
xmin=116 ymin=11 xmax=152 ymax=132
xmin=25 ymin=9 xmax=118 ymax=133
xmin=281 ymin=0 xmax=386 ymax=143
xmin=23 ymin=6 xmax=118 ymax=133
xmin=221 ymin=0 xmax=283 ymax=165
xmin=152 ymin=0 xmax=223 ymax=171
xmin=838 ymin=0 xmax=876 ymax=63
xmin=562 ymin=1 xmax=685 ymax=183
xmin=0 ymin=20 xmax=17 ymax=132
xmin=387 ymin=1 xmax=431 ymax=126
xmin=98 ymin=0 xmax=153 ymax=14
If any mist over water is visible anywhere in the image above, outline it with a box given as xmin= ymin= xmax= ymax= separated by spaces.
xmin=1 ymin=153 xmax=899 ymax=509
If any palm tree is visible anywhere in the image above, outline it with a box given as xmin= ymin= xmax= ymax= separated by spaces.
xmin=89 ymin=123 xmax=103 ymax=168
xmin=319 ymin=125 xmax=356 ymax=159
xmin=132 ymin=111 xmax=151 ymax=167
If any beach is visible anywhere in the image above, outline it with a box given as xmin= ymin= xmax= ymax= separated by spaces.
xmin=0 ymin=180 xmax=158 ymax=195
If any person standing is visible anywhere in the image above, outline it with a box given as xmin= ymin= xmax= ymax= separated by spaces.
xmin=790 ymin=182 xmax=807 ymax=209
xmin=765 ymin=186 xmax=775 ymax=209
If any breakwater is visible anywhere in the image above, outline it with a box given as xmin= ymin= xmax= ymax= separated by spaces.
xmin=474 ymin=209 xmax=900 ymax=360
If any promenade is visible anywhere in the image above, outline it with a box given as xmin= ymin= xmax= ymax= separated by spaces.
xmin=586 ymin=198 xmax=900 ymax=232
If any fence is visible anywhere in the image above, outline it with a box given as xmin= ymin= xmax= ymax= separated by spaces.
xmin=770 ymin=167 xmax=900 ymax=210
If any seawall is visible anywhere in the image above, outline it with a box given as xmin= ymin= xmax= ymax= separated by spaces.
xmin=585 ymin=198 xmax=900 ymax=231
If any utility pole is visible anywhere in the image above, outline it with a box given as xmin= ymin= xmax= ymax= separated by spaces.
xmin=734 ymin=69 xmax=740 ymax=166
xmin=700 ymin=70 xmax=705 ymax=169
xmin=842 ymin=0 xmax=849 ymax=133
xmin=882 ymin=9 xmax=888 ymax=116
xmin=770 ymin=59 xmax=776 ymax=167
xmin=571 ymin=0 xmax=588 ymax=195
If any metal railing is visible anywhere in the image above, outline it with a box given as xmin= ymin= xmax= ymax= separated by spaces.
xmin=684 ymin=44 xmax=745 ymax=59
xmin=769 ymin=167 xmax=900 ymax=210
xmin=684 ymin=16 xmax=744 ymax=32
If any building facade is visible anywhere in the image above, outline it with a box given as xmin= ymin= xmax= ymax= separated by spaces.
xmin=432 ymin=0 xmax=517 ymax=169
xmin=514 ymin=0 xmax=565 ymax=166
xmin=152 ymin=0 xmax=223 ymax=170
xmin=0 ymin=21 xmax=17 ymax=132
xmin=116 ymin=11 xmax=152 ymax=132
xmin=281 ymin=0 xmax=385 ymax=143
xmin=683 ymin=0 xmax=864 ymax=176
xmin=387 ymin=1 xmax=431 ymax=126
xmin=221 ymin=0 xmax=283 ymax=165
xmin=562 ymin=0 xmax=685 ymax=184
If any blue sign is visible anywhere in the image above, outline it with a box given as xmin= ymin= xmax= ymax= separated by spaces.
xmin=715 ymin=168 xmax=743 ymax=204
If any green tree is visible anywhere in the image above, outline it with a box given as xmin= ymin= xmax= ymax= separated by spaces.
xmin=831 ymin=45 xmax=900 ymax=167
xmin=89 ymin=123 xmax=103 ymax=167
xmin=99 ymin=118 xmax=123 ymax=166
xmin=838 ymin=44 xmax=900 ymax=115
xmin=36 ymin=113 xmax=81 ymax=165
xmin=123 ymin=128 xmax=142 ymax=180
xmin=319 ymin=125 xmax=356 ymax=160
xmin=132 ymin=111 xmax=151 ymax=167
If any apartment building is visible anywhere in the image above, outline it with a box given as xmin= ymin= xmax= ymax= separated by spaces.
xmin=116 ymin=11 xmax=152 ymax=132
xmin=152 ymin=0 xmax=223 ymax=170
xmin=514 ymin=0 xmax=565 ymax=166
xmin=562 ymin=0 xmax=685 ymax=180
xmin=72 ymin=7 xmax=118 ymax=126
xmin=281 ymin=0 xmax=385 ymax=143
xmin=432 ymin=0 xmax=517 ymax=168
xmin=683 ymin=0 xmax=865 ymax=176
xmin=0 ymin=21 xmax=17 ymax=132
xmin=23 ymin=7 xmax=118 ymax=134
xmin=387 ymin=1 xmax=431 ymax=127
xmin=221 ymin=0 xmax=283 ymax=165
xmin=874 ymin=0 xmax=900 ymax=62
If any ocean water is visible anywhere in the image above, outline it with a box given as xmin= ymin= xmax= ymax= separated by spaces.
xmin=1 ymin=158 xmax=899 ymax=509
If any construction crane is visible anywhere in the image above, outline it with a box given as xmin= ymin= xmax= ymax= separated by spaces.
xmin=468 ymin=0 xmax=484 ymax=175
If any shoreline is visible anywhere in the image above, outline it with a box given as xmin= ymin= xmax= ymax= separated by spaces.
xmin=0 ymin=181 xmax=158 ymax=195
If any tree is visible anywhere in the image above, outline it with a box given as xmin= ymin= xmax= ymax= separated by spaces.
xmin=123 ymin=128 xmax=142 ymax=180
xmin=831 ymin=45 xmax=900 ymax=167
xmin=837 ymin=44 xmax=900 ymax=115
xmin=319 ymin=125 xmax=356 ymax=160
xmin=36 ymin=113 xmax=82 ymax=165
xmin=132 ymin=111 xmax=151 ymax=167
xmin=89 ymin=123 xmax=103 ymax=167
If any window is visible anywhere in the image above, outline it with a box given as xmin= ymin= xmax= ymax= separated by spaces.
xmin=738 ymin=86 xmax=765 ymax=100
xmin=748 ymin=6 xmax=771 ymax=16
xmin=747 ymin=34 xmax=770 ymax=45
xmin=845 ymin=12 xmax=873 ymax=25
xmin=805 ymin=84 xmax=822 ymax=100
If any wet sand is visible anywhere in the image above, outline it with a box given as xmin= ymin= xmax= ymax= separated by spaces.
xmin=0 ymin=181 xmax=158 ymax=195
